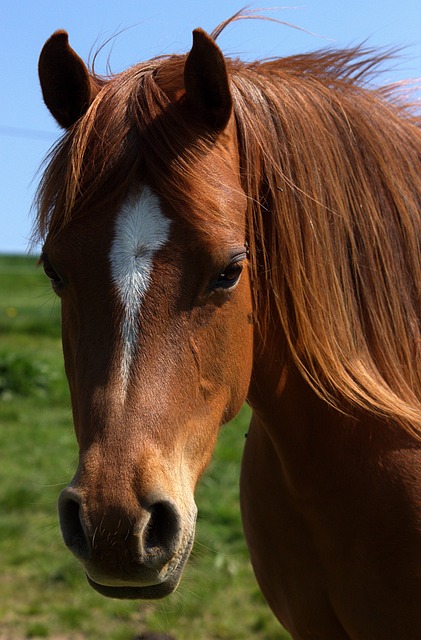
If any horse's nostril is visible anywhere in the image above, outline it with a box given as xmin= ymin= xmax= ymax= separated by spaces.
xmin=58 ymin=489 xmax=89 ymax=561
xmin=144 ymin=500 xmax=181 ymax=563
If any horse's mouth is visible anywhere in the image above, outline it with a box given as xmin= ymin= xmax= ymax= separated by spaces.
xmin=85 ymin=527 xmax=195 ymax=600
xmin=86 ymin=574 xmax=178 ymax=600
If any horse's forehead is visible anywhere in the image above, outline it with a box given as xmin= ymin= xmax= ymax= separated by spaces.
xmin=109 ymin=187 xmax=172 ymax=386
xmin=109 ymin=186 xmax=172 ymax=300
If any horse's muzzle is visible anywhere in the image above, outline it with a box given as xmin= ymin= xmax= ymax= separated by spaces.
xmin=58 ymin=485 xmax=196 ymax=598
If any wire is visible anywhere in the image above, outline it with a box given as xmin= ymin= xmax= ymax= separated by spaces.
xmin=0 ymin=125 xmax=58 ymax=142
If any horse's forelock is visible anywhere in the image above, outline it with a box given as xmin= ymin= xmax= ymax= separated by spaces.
xmin=33 ymin=52 xmax=241 ymax=246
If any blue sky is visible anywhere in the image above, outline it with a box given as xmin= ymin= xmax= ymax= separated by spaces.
xmin=1 ymin=1 xmax=420 ymax=254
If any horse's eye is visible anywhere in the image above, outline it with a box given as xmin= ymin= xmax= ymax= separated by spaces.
xmin=214 ymin=260 xmax=244 ymax=290
xmin=40 ymin=253 xmax=65 ymax=292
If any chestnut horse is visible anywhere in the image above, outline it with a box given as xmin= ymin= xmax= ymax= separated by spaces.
xmin=35 ymin=16 xmax=421 ymax=640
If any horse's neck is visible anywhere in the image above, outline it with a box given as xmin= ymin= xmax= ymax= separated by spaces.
xmin=248 ymin=321 xmax=371 ymax=463
xmin=247 ymin=328 xmax=406 ymax=476
xmin=248 ymin=338 xmax=332 ymax=447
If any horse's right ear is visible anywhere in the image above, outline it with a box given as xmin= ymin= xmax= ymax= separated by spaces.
xmin=39 ymin=31 xmax=100 ymax=129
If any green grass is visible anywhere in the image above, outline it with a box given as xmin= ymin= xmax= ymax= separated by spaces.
xmin=0 ymin=255 xmax=290 ymax=640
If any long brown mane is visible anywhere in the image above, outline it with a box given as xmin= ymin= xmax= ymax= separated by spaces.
xmin=34 ymin=18 xmax=421 ymax=435
xmin=230 ymin=47 xmax=421 ymax=436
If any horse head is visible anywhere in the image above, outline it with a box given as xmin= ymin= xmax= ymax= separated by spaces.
xmin=38 ymin=28 xmax=253 ymax=598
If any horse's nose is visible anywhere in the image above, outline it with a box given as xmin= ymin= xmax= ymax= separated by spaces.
xmin=58 ymin=486 xmax=182 ymax=571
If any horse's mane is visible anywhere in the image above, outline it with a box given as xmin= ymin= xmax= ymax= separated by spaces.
xmin=34 ymin=17 xmax=421 ymax=436
xmin=230 ymin=51 xmax=421 ymax=436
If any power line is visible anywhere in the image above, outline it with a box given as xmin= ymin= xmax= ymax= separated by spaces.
xmin=0 ymin=125 xmax=58 ymax=142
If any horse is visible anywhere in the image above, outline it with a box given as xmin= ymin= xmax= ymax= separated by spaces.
xmin=35 ymin=14 xmax=421 ymax=640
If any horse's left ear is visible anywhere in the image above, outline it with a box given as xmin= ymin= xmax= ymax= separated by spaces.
xmin=183 ymin=29 xmax=232 ymax=131
xmin=39 ymin=30 xmax=101 ymax=129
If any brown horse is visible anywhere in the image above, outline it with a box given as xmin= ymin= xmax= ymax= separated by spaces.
xmin=35 ymin=15 xmax=421 ymax=640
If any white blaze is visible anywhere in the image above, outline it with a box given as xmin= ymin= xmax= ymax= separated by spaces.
xmin=109 ymin=187 xmax=171 ymax=383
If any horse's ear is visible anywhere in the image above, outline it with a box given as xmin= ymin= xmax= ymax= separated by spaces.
xmin=183 ymin=29 xmax=232 ymax=131
xmin=39 ymin=30 xmax=100 ymax=129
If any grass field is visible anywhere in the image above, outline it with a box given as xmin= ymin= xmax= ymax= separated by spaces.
xmin=0 ymin=255 xmax=290 ymax=640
